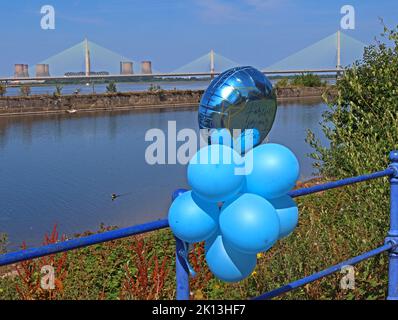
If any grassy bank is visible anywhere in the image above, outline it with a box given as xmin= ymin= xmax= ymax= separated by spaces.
xmin=0 ymin=177 xmax=389 ymax=300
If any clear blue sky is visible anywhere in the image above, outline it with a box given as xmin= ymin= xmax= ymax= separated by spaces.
xmin=0 ymin=0 xmax=397 ymax=76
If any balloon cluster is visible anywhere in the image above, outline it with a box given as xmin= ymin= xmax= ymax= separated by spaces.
xmin=168 ymin=130 xmax=300 ymax=282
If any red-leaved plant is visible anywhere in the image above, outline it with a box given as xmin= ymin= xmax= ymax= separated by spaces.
xmin=119 ymin=239 xmax=169 ymax=300
xmin=189 ymin=242 xmax=213 ymax=299
xmin=15 ymin=225 xmax=68 ymax=300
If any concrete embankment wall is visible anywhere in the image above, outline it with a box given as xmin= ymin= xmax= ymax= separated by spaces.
xmin=275 ymin=86 xmax=336 ymax=99
xmin=0 ymin=87 xmax=335 ymax=116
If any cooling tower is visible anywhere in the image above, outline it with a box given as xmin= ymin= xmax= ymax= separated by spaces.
xmin=23 ymin=64 xmax=29 ymax=77
xmin=141 ymin=61 xmax=152 ymax=74
xmin=14 ymin=64 xmax=25 ymax=78
xmin=36 ymin=64 xmax=50 ymax=77
xmin=44 ymin=64 xmax=50 ymax=76
xmin=120 ymin=61 xmax=134 ymax=75
xmin=15 ymin=64 xmax=29 ymax=78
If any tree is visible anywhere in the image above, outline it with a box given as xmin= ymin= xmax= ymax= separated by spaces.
xmin=307 ymin=25 xmax=398 ymax=178
xmin=148 ymin=83 xmax=162 ymax=92
xmin=106 ymin=81 xmax=117 ymax=93
xmin=305 ymin=25 xmax=398 ymax=298
xmin=0 ymin=83 xmax=6 ymax=97
xmin=290 ymin=73 xmax=326 ymax=87
xmin=53 ymin=84 xmax=63 ymax=97
xmin=20 ymin=85 xmax=31 ymax=96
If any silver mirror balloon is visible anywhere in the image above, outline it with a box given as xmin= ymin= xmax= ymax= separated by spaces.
xmin=198 ymin=66 xmax=277 ymax=146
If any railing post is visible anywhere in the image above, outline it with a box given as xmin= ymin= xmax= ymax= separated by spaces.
xmin=387 ymin=151 xmax=398 ymax=300
xmin=172 ymin=188 xmax=190 ymax=300
xmin=175 ymin=237 xmax=190 ymax=300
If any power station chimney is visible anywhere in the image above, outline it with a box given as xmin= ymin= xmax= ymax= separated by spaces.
xmin=141 ymin=61 xmax=152 ymax=74
xmin=120 ymin=61 xmax=134 ymax=75
xmin=36 ymin=64 xmax=50 ymax=77
xmin=85 ymin=38 xmax=91 ymax=76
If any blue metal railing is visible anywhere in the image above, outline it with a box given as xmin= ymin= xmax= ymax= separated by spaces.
xmin=1 ymin=151 xmax=398 ymax=300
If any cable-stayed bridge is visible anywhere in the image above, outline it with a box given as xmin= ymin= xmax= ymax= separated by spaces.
xmin=172 ymin=49 xmax=240 ymax=74
xmin=264 ymin=31 xmax=366 ymax=71
xmin=173 ymin=31 xmax=367 ymax=74
xmin=3 ymin=31 xmax=367 ymax=82
xmin=29 ymin=39 xmax=133 ymax=77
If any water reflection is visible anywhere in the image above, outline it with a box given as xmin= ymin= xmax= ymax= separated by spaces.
xmin=0 ymin=99 xmax=328 ymax=249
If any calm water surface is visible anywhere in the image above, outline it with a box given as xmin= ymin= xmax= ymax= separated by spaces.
xmin=0 ymin=98 xmax=328 ymax=249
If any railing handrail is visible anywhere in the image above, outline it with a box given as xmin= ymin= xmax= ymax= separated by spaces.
xmin=0 ymin=219 xmax=169 ymax=266
xmin=289 ymin=168 xmax=394 ymax=198
xmin=1 ymin=155 xmax=397 ymax=300
xmin=253 ymin=243 xmax=396 ymax=300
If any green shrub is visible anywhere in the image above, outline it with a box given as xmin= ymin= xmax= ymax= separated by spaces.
xmin=148 ymin=84 xmax=162 ymax=92
xmin=19 ymin=85 xmax=31 ymax=96
xmin=274 ymin=78 xmax=289 ymax=88
xmin=0 ymin=83 xmax=6 ymax=97
xmin=307 ymin=25 xmax=398 ymax=178
xmin=53 ymin=84 xmax=63 ymax=97
xmin=304 ymin=25 xmax=398 ymax=299
xmin=106 ymin=81 xmax=117 ymax=93
xmin=291 ymin=73 xmax=326 ymax=87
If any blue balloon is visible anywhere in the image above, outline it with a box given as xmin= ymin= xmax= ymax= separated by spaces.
xmin=205 ymin=233 xmax=257 ymax=282
xmin=219 ymin=193 xmax=280 ymax=254
xmin=269 ymin=195 xmax=299 ymax=239
xmin=168 ymin=191 xmax=219 ymax=243
xmin=244 ymin=143 xmax=299 ymax=199
xmin=188 ymin=144 xmax=245 ymax=202
xmin=198 ymin=66 xmax=277 ymax=144
xmin=233 ymin=128 xmax=261 ymax=154
xmin=210 ymin=128 xmax=233 ymax=147
xmin=171 ymin=188 xmax=188 ymax=201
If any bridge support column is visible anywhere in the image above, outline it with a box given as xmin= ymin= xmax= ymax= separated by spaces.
xmin=387 ymin=150 xmax=398 ymax=300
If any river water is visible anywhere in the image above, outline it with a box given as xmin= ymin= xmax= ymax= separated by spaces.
xmin=0 ymin=98 xmax=328 ymax=250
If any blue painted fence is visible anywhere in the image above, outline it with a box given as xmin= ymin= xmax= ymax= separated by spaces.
xmin=1 ymin=151 xmax=398 ymax=300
